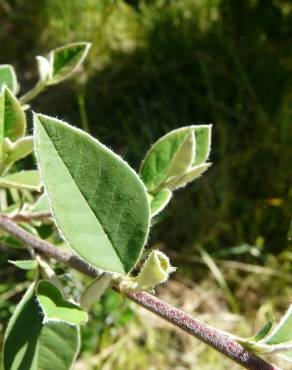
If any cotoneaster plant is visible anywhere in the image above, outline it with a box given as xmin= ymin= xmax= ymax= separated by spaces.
xmin=0 ymin=43 xmax=291 ymax=370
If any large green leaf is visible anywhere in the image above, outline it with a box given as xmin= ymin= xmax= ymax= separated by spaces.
xmin=0 ymin=86 xmax=26 ymax=142
xmin=48 ymin=42 xmax=91 ymax=84
xmin=34 ymin=114 xmax=150 ymax=275
xmin=3 ymin=283 xmax=80 ymax=370
xmin=0 ymin=170 xmax=42 ymax=192
xmin=0 ymin=65 xmax=18 ymax=94
xmin=37 ymin=280 xmax=88 ymax=325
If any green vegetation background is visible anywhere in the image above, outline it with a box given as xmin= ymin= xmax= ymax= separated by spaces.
xmin=0 ymin=1 xmax=291 ymax=369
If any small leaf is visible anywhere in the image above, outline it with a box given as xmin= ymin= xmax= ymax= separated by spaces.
xmin=0 ymin=170 xmax=42 ymax=191
xmin=31 ymin=192 xmax=51 ymax=213
xmin=250 ymin=320 xmax=273 ymax=342
xmin=3 ymin=283 xmax=80 ymax=370
xmin=80 ymin=273 xmax=112 ymax=310
xmin=36 ymin=56 xmax=53 ymax=82
xmin=0 ymin=86 xmax=26 ymax=141
xmin=265 ymin=305 xmax=292 ymax=345
xmin=166 ymin=131 xmax=195 ymax=179
xmin=37 ymin=280 xmax=88 ymax=325
xmin=140 ymin=127 xmax=194 ymax=191
xmin=165 ymin=162 xmax=211 ymax=191
xmin=193 ymin=125 xmax=212 ymax=166
xmin=0 ymin=65 xmax=18 ymax=94
xmin=0 ymin=136 xmax=34 ymax=175
xmin=140 ymin=125 xmax=212 ymax=192
xmin=8 ymin=259 xmax=38 ymax=270
xmin=3 ymin=136 xmax=34 ymax=162
xmin=133 ymin=250 xmax=176 ymax=291
xmin=150 ymin=188 xmax=172 ymax=216
xmin=34 ymin=113 xmax=150 ymax=275
xmin=48 ymin=42 xmax=91 ymax=84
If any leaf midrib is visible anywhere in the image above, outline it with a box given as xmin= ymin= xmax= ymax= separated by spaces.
xmin=40 ymin=121 xmax=125 ymax=273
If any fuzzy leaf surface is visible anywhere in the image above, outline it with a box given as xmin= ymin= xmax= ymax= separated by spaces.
xmin=166 ymin=131 xmax=195 ymax=179
xmin=0 ymin=86 xmax=26 ymax=142
xmin=150 ymin=188 xmax=172 ymax=216
xmin=265 ymin=305 xmax=292 ymax=347
xmin=3 ymin=283 xmax=80 ymax=370
xmin=34 ymin=114 xmax=150 ymax=275
xmin=48 ymin=42 xmax=91 ymax=84
xmin=192 ymin=125 xmax=212 ymax=166
xmin=0 ymin=170 xmax=42 ymax=191
xmin=140 ymin=127 xmax=194 ymax=191
xmin=166 ymin=163 xmax=211 ymax=191
xmin=0 ymin=65 xmax=18 ymax=94
xmin=37 ymin=280 xmax=88 ymax=325
xmin=0 ymin=136 xmax=34 ymax=175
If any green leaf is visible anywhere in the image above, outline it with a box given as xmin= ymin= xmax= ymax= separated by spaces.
xmin=0 ymin=86 xmax=26 ymax=142
xmin=165 ymin=162 xmax=211 ymax=191
xmin=48 ymin=42 xmax=91 ymax=84
xmin=140 ymin=127 xmax=194 ymax=192
xmin=0 ymin=65 xmax=18 ymax=94
xmin=192 ymin=125 xmax=212 ymax=166
xmin=140 ymin=125 xmax=212 ymax=192
xmin=8 ymin=259 xmax=38 ymax=270
xmin=149 ymin=188 xmax=172 ymax=216
xmin=166 ymin=131 xmax=195 ymax=179
xmin=80 ymin=273 xmax=112 ymax=310
xmin=136 ymin=250 xmax=175 ymax=290
xmin=0 ymin=170 xmax=42 ymax=191
xmin=38 ymin=321 xmax=80 ymax=370
xmin=0 ymin=136 xmax=34 ymax=175
xmin=250 ymin=320 xmax=273 ymax=342
xmin=34 ymin=114 xmax=150 ymax=275
xmin=3 ymin=283 xmax=80 ymax=370
xmin=265 ymin=305 xmax=292 ymax=345
xmin=122 ymin=250 xmax=176 ymax=291
xmin=37 ymin=280 xmax=88 ymax=325
xmin=31 ymin=193 xmax=51 ymax=213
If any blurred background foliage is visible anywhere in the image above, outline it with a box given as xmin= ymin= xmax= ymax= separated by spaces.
xmin=0 ymin=0 xmax=292 ymax=369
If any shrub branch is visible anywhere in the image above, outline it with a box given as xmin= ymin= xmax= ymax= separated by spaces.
xmin=0 ymin=214 xmax=281 ymax=370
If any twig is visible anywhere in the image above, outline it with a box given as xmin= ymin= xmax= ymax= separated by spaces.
xmin=0 ymin=214 xmax=281 ymax=370
xmin=9 ymin=211 xmax=52 ymax=222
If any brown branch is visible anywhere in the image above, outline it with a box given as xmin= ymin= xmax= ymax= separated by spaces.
xmin=0 ymin=214 xmax=281 ymax=370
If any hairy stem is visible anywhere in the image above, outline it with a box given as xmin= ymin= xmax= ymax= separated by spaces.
xmin=0 ymin=214 xmax=281 ymax=370
xmin=19 ymin=80 xmax=46 ymax=105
